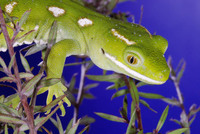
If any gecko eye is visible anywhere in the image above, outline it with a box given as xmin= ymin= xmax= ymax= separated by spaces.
xmin=127 ymin=55 xmax=138 ymax=65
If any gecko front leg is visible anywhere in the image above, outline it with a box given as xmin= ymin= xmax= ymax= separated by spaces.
xmin=39 ymin=39 xmax=81 ymax=116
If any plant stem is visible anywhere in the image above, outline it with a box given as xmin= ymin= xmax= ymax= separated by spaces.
xmin=171 ymin=77 xmax=183 ymax=105
xmin=122 ymin=75 xmax=143 ymax=130
xmin=21 ymin=95 xmax=37 ymax=134
xmin=171 ymin=76 xmax=190 ymax=134
xmin=136 ymin=105 xmax=143 ymax=130
xmin=0 ymin=8 xmax=36 ymax=134
xmin=0 ymin=7 xmax=22 ymax=92
xmin=73 ymin=59 xmax=87 ymax=125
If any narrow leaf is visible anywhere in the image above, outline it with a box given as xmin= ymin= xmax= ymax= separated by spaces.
xmin=22 ymin=73 xmax=42 ymax=95
xmin=69 ymin=74 xmax=77 ymax=91
xmin=139 ymin=99 xmax=157 ymax=113
xmin=0 ymin=113 xmax=25 ymax=125
xmin=87 ymin=74 xmax=122 ymax=82
xmin=35 ymin=101 xmax=64 ymax=130
xmin=83 ymin=93 xmax=95 ymax=99
xmin=50 ymin=117 xmax=57 ymax=128
xmin=36 ymin=94 xmax=66 ymax=113
xmin=3 ymin=94 xmax=18 ymax=103
xmin=84 ymin=83 xmax=99 ymax=91
xmin=0 ymin=57 xmax=7 ymax=71
xmin=19 ymin=72 xmax=34 ymax=79
xmin=56 ymin=114 xmax=64 ymax=134
xmin=20 ymin=53 xmax=30 ymax=72
xmin=33 ymin=106 xmax=43 ymax=113
xmin=129 ymin=79 xmax=139 ymax=105
xmin=112 ymin=89 xmax=128 ymax=99
xmin=25 ymin=43 xmax=47 ymax=56
xmin=106 ymin=84 xmax=116 ymax=90
xmin=19 ymin=116 xmax=45 ymax=131
xmin=168 ymin=128 xmax=189 ymax=134
xmin=65 ymin=118 xmax=73 ymax=134
xmin=122 ymin=95 xmax=128 ymax=118
xmin=136 ymin=81 xmax=148 ymax=87
xmin=95 ymin=112 xmax=126 ymax=123
xmin=18 ymin=10 xmax=31 ymax=28
xmin=13 ymin=128 xmax=20 ymax=134
xmin=137 ymin=130 xmax=144 ymax=134
xmin=0 ymin=103 xmax=19 ymax=116
xmin=64 ymin=90 xmax=76 ymax=105
xmin=78 ymin=125 xmax=89 ymax=134
xmin=188 ymin=105 xmax=200 ymax=118
xmin=8 ymin=53 xmax=16 ymax=71
xmin=126 ymin=110 xmax=136 ymax=134
xmin=79 ymin=116 xmax=95 ymax=125
xmin=3 ymin=10 xmax=16 ymax=23
xmin=4 ymin=124 xmax=8 ymax=134
xmin=0 ymin=95 xmax=4 ymax=103
xmin=131 ymin=101 xmax=136 ymax=117
xmin=86 ymin=60 xmax=94 ymax=70
xmin=162 ymin=98 xmax=180 ymax=106
xmin=38 ymin=78 xmax=60 ymax=88
xmin=0 ymin=67 xmax=4 ymax=72
xmin=0 ymin=76 xmax=15 ymax=82
xmin=175 ymin=59 xmax=185 ymax=73
xmin=170 ymin=119 xmax=181 ymax=126
xmin=67 ymin=119 xmax=80 ymax=134
xmin=48 ymin=21 xmax=57 ymax=45
xmin=176 ymin=61 xmax=186 ymax=82
xmin=139 ymin=92 xmax=165 ymax=99
xmin=189 ymin=114 xmax=196 ymax=125
xmin=156 ymin=106 xmax=169 ymax=133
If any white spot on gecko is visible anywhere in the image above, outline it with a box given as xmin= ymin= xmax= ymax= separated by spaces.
xmin=34 ymin=39 xmax=47 ymax=45
xmin=78 ymin=18 xmax=93 ymax=27
xmin=48 ymin=6 xmax=65 ymax=17
xmin=5 ymin=2 xmax=17 ymax=14
xmin=34 ymin=25 xmax=39 ymax=31
xmin=0 ymin=47 xmax=7 ymax=52
xmin=111 ymin=29 xmax=136 ymax=45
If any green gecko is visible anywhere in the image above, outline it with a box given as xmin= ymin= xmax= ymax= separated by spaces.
xmin=0 ymin=0 xmax=170 ymax=115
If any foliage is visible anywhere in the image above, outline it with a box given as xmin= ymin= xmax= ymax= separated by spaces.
xmin=0 ymin=0 xmax=199 ymax=133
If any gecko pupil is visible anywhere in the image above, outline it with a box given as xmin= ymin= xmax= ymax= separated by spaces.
xmin=130 ymin=57 xmax=134 ymax=63
xmin=127 ymin=55 xmax=137 ymax=65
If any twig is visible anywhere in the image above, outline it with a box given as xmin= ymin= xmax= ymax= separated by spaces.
xmin=0 ymin=7 xmax=22 ymax=91
xmin=0 ymin=7 xmax=36 ymax=134
xmin=15 ymin=29 xmax=35 ymax=42
xmin=169 ymin=57 xmax=190 ymax=134
xmin=171 ymin=76 xmax=190 ymax=134
xmin=122 ymin=75 xmax=143 ymax=130
xmin=73 ymin=58 xmax=87 ymax=125
xmin=171 ymin=76 xmax=183 ymax=105
xmin=21 ymin=95 xmax=37 ymax=134
xmin=139 ymin=5 xmax=144 ymax=25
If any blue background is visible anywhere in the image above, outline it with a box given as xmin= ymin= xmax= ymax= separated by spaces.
xmin=76 ymin=0 xmax=200 ymax=133
xmin=0 ymin=0 xmax=200 ymax=133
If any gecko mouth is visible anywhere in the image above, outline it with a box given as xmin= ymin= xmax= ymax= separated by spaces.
xmin=101 ymin=48 xmax=164 ymax=84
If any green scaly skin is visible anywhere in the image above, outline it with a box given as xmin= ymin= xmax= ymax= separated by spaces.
xmin=0 ymin=0 xmax=170 ymax=115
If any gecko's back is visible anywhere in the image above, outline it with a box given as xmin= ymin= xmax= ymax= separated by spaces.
xmin=0 ymin=0 xmax=106 ymax=52
xmin=0 ymin=0 xmax=170 ymax=85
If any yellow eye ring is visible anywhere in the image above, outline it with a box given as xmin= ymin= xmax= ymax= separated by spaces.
xmin=127 ymin=55 xmax=138 ymax=65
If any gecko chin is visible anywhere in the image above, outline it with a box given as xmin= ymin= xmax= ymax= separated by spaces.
xmin=104 ymin=51 xmax=167 ymax=85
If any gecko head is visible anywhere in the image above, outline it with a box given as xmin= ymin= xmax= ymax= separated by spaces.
xmin=122 ymin=36 xmax=170 ymax=84
xmin=105 ymin=27 xmax=170 ymax=85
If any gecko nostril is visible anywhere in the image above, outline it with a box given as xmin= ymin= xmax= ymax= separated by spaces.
xmin=159 ymin=74 xmax=164 ymax=79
